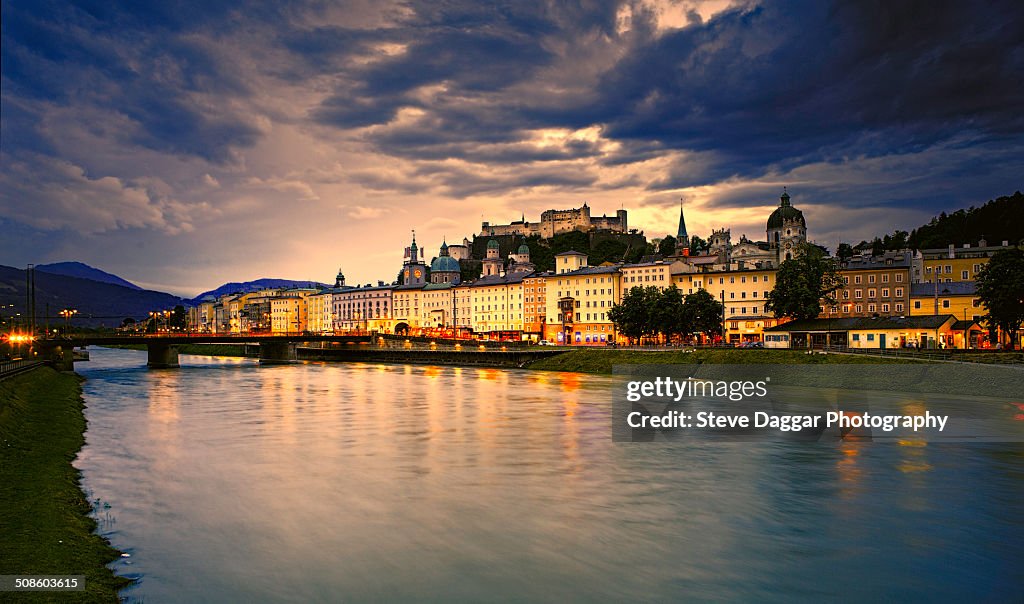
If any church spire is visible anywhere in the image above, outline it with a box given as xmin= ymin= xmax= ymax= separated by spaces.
xmin=676 ymin=199 xmax=688 ymax=242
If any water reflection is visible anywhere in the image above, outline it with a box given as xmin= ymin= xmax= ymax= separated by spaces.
xmin=74 ymin=348 xmax=1024 ymax=603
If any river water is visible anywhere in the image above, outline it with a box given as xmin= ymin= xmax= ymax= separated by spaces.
xmin=75 ymin=348 xmax=1022 ymax=602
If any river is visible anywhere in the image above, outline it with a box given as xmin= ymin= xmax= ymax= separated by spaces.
xmin=74 ymin=347 xmax=1023 ymax=602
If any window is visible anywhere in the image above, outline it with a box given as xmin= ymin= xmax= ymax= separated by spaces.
xmin=882 ymin=274 xmax=889 ymax=283
xmin=881 ymin=288 xmax=889 ymax=297
xmin=868 ymin=304 xmax=876 ymax=312
xmin=896 ymin=303 xmax=904 ymax=312
xmin=914 ymin=300 xmax=921 ymax=309
xmin=853 ymin=334 xmax=860 ymax=342
xmin=882 ymin=303 xmax=890 ymax=312
xmin=855 ymin=304 xmax=863 ymax=313
xmin=961 ymin=271 xmax=968 ymax=280
xmin=855 ymin=289 xmax=863 ymax=299
xmin=855 ymin=275 xmax=862 ymax=284
xmin=869 ymin=275 xmax=876 ymax=284
xmin=895 ymin=288 xmax=903 ymax=297
xmin=868 ymin=288 xmax=876 ymax=298
xmin=867 ymin=334 xmax=875 ymax=342
xmin=896 ymin=274 xmax=904 ymax=282
xmin=942 ymin=300 xmax=950 ymax=309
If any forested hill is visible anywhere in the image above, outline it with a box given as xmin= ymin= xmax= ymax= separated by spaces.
xmin=849 ymin=191 xmax=1024 ymax=255
xmin=908 ymin=191 xmax=1024 ymax=249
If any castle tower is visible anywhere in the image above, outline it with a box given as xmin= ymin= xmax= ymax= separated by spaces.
xmin=482 ymin=239 xmax=503 ymax=277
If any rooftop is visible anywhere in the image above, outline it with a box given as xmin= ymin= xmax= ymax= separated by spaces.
xmin=910 ymin=281 xmax=977 ymax=296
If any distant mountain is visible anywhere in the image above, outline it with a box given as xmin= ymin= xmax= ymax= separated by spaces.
xmin=36 ymin=261 xmax=142 ymax=290
xmin=192 ymin=278 xmax=329 ymax=304
xmin=0 ymin=265 xmax=187 ymax=328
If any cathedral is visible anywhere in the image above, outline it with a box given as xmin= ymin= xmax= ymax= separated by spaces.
xmin=677 ymin=190 xmax=807 ymax=269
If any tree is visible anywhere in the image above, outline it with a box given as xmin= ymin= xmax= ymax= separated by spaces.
xmin=658 ymin=235 xmax=677 ymax=257
xmin=169 ymin=305 xmax=188 ymax=330
xmin=836 ymin=243 xmax=854 ymax=262
xmin=682 ymin=289 xmax=723 ymax=340
xmin=609 ymin=286 xmax=652 ymax=342
xmin=654 ymin=286 xmax=687 ymax=342
xmin=870 ymin=237 xmax=884 ymax=257
xmin=689 ymin=235 xmax=708 ymax=255
xmin=766 ymin=242 xmax=843 ymax=321
xmin=975 ymin=247 xmax=1024 ymax=349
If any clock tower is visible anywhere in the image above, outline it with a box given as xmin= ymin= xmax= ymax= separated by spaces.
xmin=402 ymin=231 xmax=428 ymax=286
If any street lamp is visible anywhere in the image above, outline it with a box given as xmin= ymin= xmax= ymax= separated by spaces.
xmin=58 ymin=308 xmax=78 ymax=335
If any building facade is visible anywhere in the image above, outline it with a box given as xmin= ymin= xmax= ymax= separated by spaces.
xmin=544 ymin=252 xmax=620 ymax=345
xmin=832 ymin=252 xmax=911 ymax=318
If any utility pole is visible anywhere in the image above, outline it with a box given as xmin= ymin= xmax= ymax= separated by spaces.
xmin=26 ymin=264 xmax=36 ymax=336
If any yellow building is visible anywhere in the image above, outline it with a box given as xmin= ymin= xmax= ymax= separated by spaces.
xmin=765 ymin=315 xmax=962 ymax=349
xmin=910 ymin=282 xmax=982 ymax=321
xmin=671 ymin=267 xmax=779 ymax=343
xmin=848 ymin=315 xmax=958 ymax=349
xmin=916 ymin=240 xmax=1015 ymax=283
xmin=469 ymin=272 xmax=529 ymax=337
xmin=544 ymin=251 xmax=620 ymax=345
xmin=421 ymin=283 xmax=456 ymax=333
xmin=392 ymin=285 xmax=425 ymax=334
xmin=269 ymin=289 xmax=315 ymax=334
xmin=454 ymin=284 xmax=473 ymax=332
xmin=306 ymin=290 xmax=335 ymax=334
xmin=619 ymin=260 xmax=678 ymax=291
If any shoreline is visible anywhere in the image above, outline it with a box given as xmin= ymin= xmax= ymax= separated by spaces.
xmin=100 ymin=343 xmax=913 ymax=373
xmin=0 ymin=367 xmax=132 ymax=602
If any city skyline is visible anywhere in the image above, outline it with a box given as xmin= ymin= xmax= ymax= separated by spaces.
xmin=2 ymin=1 xmax=1022 ymax=297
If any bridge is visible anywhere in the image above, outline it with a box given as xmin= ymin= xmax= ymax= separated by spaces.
xmin=32 ymin=333 xmax=376 ymax=369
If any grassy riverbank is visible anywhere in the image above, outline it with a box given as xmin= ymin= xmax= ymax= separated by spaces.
xmin=526 ymin=348 xmax=910 ymax=374
xmin=0 ymin=368 xmax=131 ymax=602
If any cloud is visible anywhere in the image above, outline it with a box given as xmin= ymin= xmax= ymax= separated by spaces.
xmin=0 ymin=152 xmax=202 ymax=234
xmin=346 ymin=205 xmax=388 ymax=219
xmin=1 ymin=0 xmax=1022 ymax=293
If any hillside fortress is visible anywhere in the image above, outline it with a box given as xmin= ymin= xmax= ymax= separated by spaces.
xmin=480 ymin=203 xmax=628 ymax=239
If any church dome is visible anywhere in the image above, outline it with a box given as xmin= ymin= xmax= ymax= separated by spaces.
xmin=518 ymin=243 xmax=530 ymax=255
xmin=767 ymin=191 xmax=805 ymax=230
xmin=487 ymin=239 xmax=500 ymax=250
xmin=431 ymin=255 xmax=460 ymax=273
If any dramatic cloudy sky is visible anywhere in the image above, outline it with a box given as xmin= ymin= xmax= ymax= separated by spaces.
xmin=2 ymin=0 xmax=1022 ymax=296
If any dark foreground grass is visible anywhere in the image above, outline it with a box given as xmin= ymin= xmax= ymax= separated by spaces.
xmin=526 ymin=348 xmax=910 ymax=374
xmin=0 ymin=368 xmax=131 ymax=602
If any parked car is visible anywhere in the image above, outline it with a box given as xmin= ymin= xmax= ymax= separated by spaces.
xmin=538 ymin=340 xmax=557 ymax=346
